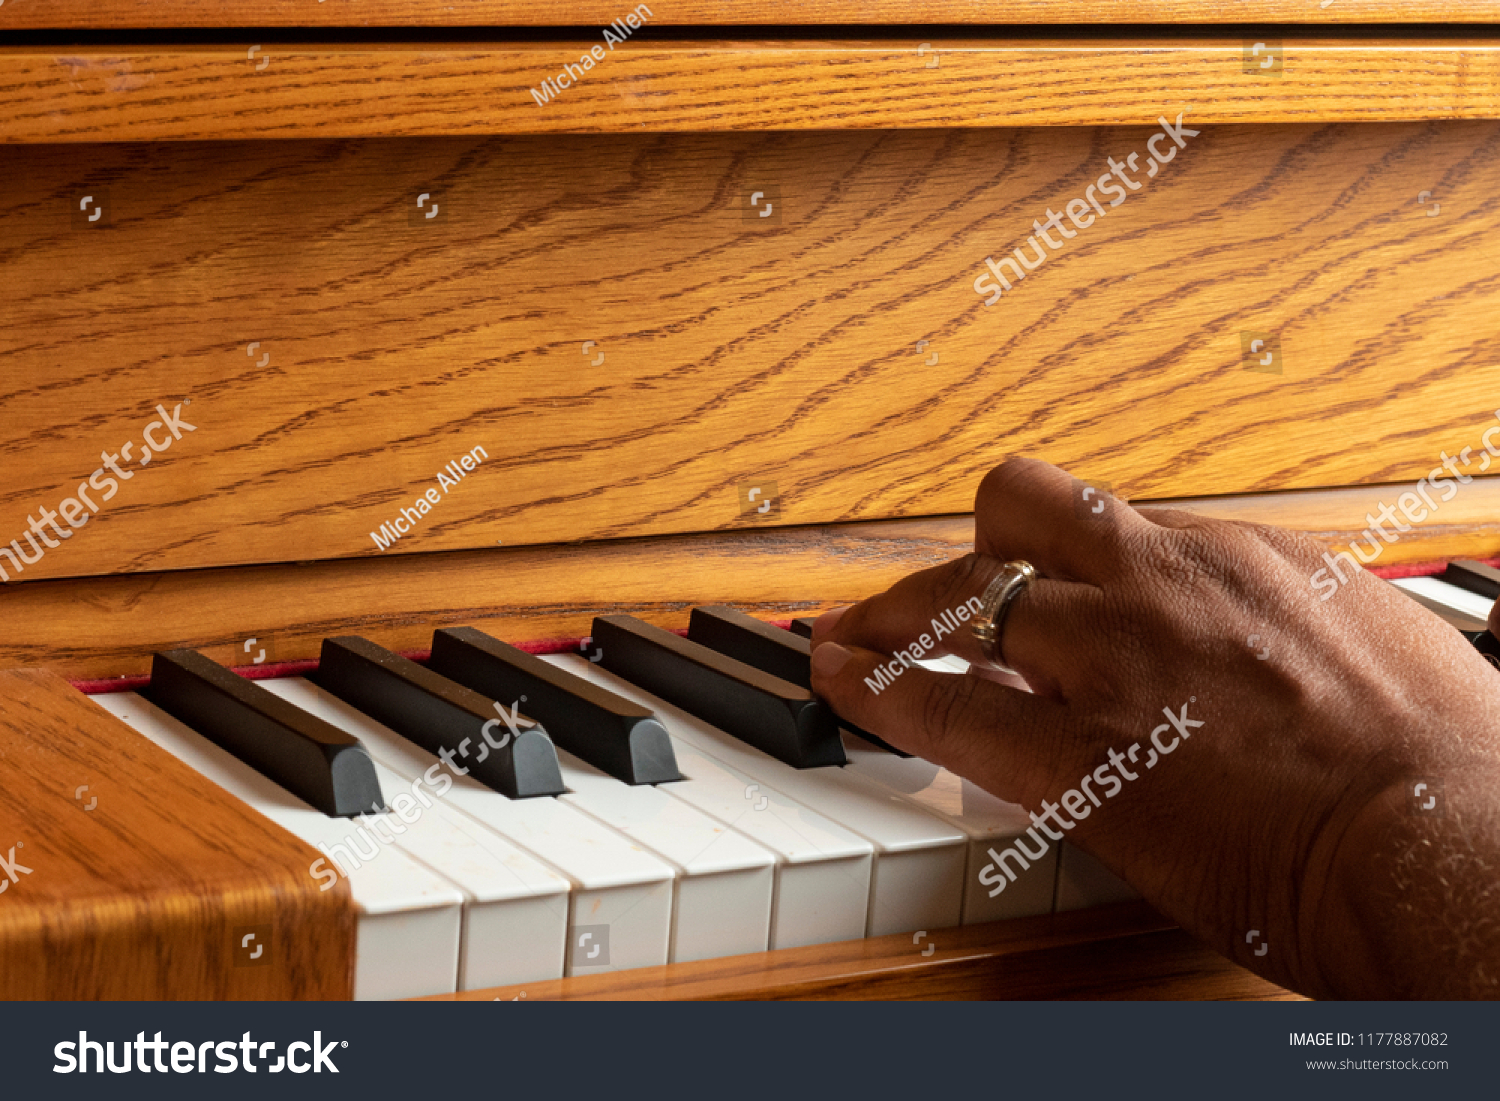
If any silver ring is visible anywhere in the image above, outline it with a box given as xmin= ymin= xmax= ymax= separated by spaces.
xmin=970 ymin=560 xmax=1037 ymax=674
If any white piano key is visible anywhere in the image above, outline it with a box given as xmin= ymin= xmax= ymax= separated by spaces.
xmin=90 ymin=690 xmax=465 ymax=1001
xmin=556 ymin=754 xmax=774 ymax=963
xmin=265 ymin=678 xmax=675 ymax=977
xmin=231 ymin=681 xmax=572 ymax=990
xmin=913 ymin=663 xmax=1130 ymax=915
xmin=1054 ymin=842 xmax=1140 ymax=911
xmin=333 ymin=764 xmax=569 ymax=991
xmin=550 ymin=655 xmax=967 ymax=937
xmin=666 ymin=742 xmax=872 ymax=949
xmin=838 ymin=734 xmax=1057 ymax=924
xmin=338 ymin=763 xmax=568 ymax=991
xmin=916 ymin=654 xmax=972 ymax=675
xmin=1392 ymin=574 xmax=1497 ymax=623
xmin=543 ymin=655 xmax=874 ymax=950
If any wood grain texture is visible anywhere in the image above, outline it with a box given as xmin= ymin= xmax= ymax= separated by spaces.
xmin=0 ymin=669 xmax=355 ymax=999
xmin=4 ymin=124 xmax=1500 ymax=584
xmin=426 ymin=900 xmax=1300 ymax=1000
xmin=5 ymin=480 xmax=1496 ymax=684
xmin=3 ymin=0 xmax=1497 ymax=28
xmin=1167 ymin=480 xmax=1500 ymax=558
xmin=3 ymin=37 xmax=1500 ymax=143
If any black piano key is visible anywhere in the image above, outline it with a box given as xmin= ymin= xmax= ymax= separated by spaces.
xmin=145 ymin=649 xmax=385 ymax=818
xmin=1473 ymin=630 xmax=1500 ymax=672
xmin=428 ymin=627 xmax=681 ymax=785
xmin=789 ymin=617 xmax=818 ymax=639
xmin=1442 ymin=559 xmax=1500 ymax=601
xmin=687 ymin=605 xmax=912 ymax=757
xmin=689 ymin=606 xmax=815 ymax=685
xmin=313 ymin=636 xmax=565 ymax=799
xmin=591 ymin=614 xmax=846 ymax=769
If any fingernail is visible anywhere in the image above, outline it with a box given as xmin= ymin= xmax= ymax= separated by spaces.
xmin=812 ymin=605 xmax=850 ymax=636
xmin=811 ymin=642 xmax=853 ymax=676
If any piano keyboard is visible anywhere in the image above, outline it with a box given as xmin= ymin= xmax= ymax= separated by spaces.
xmin=1390 ymin=562 xmax=1500 ymax=668
xmin=80 ymin=613 xmax=1110 ymax=1000
xmin=1391 ymin=571 xmax=1496 ymax=630
xmin=78 ymin=572 xmax=1491 ymax=1001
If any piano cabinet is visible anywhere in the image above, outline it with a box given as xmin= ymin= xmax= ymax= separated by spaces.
xmin=2 ymin=9 xmax=1498 ymax=1000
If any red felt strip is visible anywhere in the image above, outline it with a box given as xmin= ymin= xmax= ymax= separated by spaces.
xmin=1369 ymin=555 xmax=1500 ymax=580
xmin=70 ymin=627 xmax=694 ymax=694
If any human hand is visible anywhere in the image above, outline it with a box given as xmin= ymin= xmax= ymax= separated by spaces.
xmin=809 ymin=456 xmax=1500 ymax=998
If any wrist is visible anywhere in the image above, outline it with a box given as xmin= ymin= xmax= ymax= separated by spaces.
xmin=1312 ymin=768 xmax=1500 ymax=998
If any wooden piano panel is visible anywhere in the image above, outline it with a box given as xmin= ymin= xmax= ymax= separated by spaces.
xmin=3 ymin=36 xmax=1500 ymax=142
xmin=0 ymin=669 xmax=355 ymax=999
xmin=0 ymin=0 xmax=1491 ymax=28
xmin=0 ymin=482 xmax=1495 ymax=682
xmin=3 ymin=122 xmax=1500 ymax=583
xmin=2 ymin=11 xmax=1495 ymax=1003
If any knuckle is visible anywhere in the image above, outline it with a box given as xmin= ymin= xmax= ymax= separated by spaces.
xmin=945 ymin=552 xmax=994 ymax=604
xmin=1129 ymin=519 xmax=1250 ymax=598
xmin=975 ymin=455 xmax=1039 ymax=511
xmin=1243 ymin=521 xmax=1328 ymax=568
xmin=832 ymin=597 xmax=876 ymax=644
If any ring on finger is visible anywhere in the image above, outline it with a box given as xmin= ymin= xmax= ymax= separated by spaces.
xmin=970 ymin=560 xmax=1037 ymax=674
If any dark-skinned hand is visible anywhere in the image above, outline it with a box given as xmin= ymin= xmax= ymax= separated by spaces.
xmin=810 ymin=456 xmax=1500 ymax=999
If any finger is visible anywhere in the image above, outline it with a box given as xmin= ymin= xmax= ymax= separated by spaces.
xmin=972 ymin=456 xmax=1150 ymax=584
xmin=810 ymin=639 xmax=1065 ymax=806
xmin=809 ymin=604 xmax=850 ymax=647
xmin=822 ymin=551 xmax=1101 ymax=687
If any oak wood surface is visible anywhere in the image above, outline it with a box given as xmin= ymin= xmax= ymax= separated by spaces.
xmin=2 ymin=0 xmax=1496 ymax=28
xmin=4 ymin=37 xmax=1500 ymax=143
xmin=426 ymin=900 xmax=1300 ymax=1000
xmin=4 ymin=480 xmax=1495 ymax=684
xmin=4 ymin=124 xmax=1500 ymax=586
xmin=0 ymin=668 xmax=355 ymax=999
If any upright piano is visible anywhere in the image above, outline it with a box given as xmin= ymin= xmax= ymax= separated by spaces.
xmin=2 ymin=0 xmax=1498 ymax=1000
